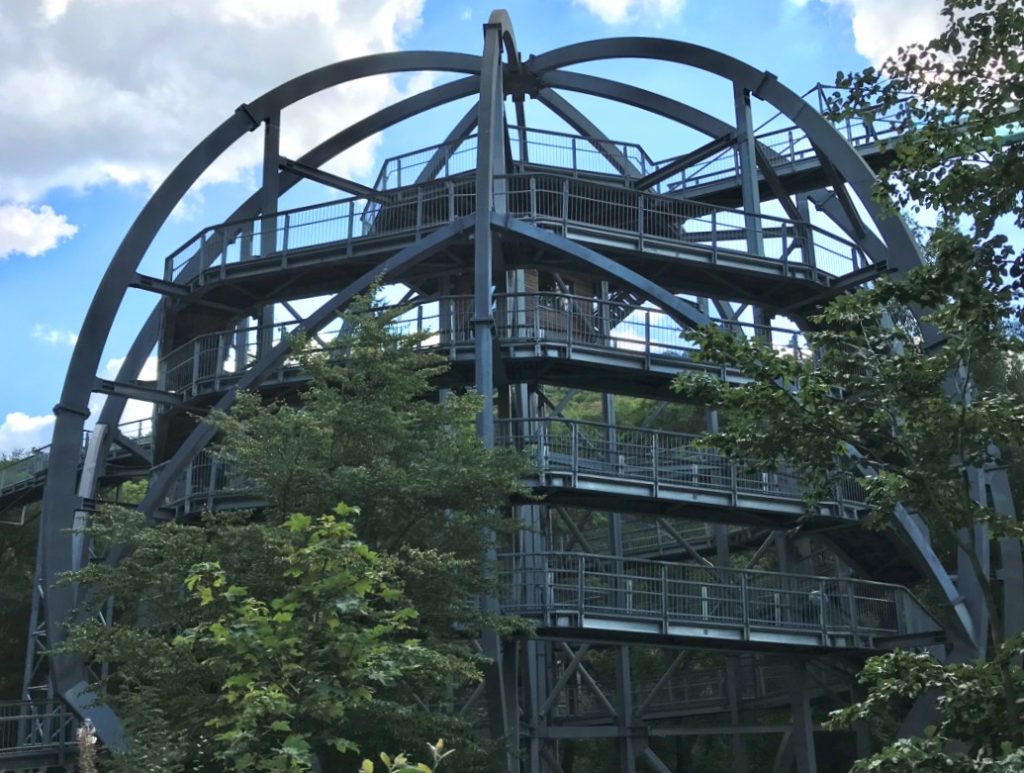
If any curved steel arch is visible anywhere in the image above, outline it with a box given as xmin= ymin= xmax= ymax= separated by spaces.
xmin=96 ymin=74 xmax=483 ymax=432
xmin=527 ymin=39 xmax=923 ymax=274
xmin=32 ymin=25 xmax=951 ymax=765
xmin=40 ymin=48 xmax=483 ymax=734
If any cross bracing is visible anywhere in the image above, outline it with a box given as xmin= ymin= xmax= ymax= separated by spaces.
xmin=5 ymin=10 xmax=1015 ymax=773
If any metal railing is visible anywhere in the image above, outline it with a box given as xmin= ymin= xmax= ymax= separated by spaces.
xmin=0 ymin=700 xmax=75 ymax=760
xmin=157 ymin=291 xmax=811 ymax=400
xmin=498 ymin=417 xmax=866 ymax=514
xmin=164 ymin=448 xmax=254 ymax=513
xmin=372 ymin=124 xmax=658 ymax=191
xmin=162 ymin=170 xmax=868 ymax=283
xmin=498 ymin=552 xmax=936 ymax=647
xmin=0 ymin=418 xmax=154 ymax=498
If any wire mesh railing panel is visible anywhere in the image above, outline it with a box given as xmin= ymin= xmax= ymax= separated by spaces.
xmin=498 ymin=551 xmax=928 ymax=645
xmin=0 ymin=700 xmax=75 ymax=754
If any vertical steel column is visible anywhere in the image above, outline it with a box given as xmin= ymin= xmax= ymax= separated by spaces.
xmin=989 ymin=468 xmax=1024 ymax=639
xmin=789 ymin=658 xmax=818 ymax=773
xmin=258 ymin=114 xmax=281 ymax=356
xmin=475 ymin=18 xmax=515 ymax=771
xmin=733 ymin=85 xmax=769 ymax=330
xmin=715 ymin=525 xmax=750 ymax=772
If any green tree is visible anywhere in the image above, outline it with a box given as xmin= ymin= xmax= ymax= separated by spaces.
xmin=63 ymin=295 xmax=530 ymax=771
xmin=675 ymin=1 xmax=1024 ymax=768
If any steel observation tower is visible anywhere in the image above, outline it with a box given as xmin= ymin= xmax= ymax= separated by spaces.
xmin=2 ymin=9 xmax=1019 ymax=773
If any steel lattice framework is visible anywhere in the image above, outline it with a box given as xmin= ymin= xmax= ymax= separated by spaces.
xmin=3 ymin=10 xmax=1022 ymax=772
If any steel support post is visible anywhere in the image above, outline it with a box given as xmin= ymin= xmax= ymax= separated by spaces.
xmin=733 ymin=84 xmax=769 ymax=330
xmin=788 ymin=659 xmax=818 ymax=773
xmin=989 ymin=467 xmax=1024 ymax=639
xmin=258 ymin=113 xmax=281 ymax=355
xmin=716 ymin=525 xmax=749 ymax=772
xmin=615 ymin=646 xmax=638 ymax=773
xmin=476 ymin=18 xmax=515 ymax=771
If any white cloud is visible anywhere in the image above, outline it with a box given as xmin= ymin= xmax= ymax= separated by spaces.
xmin=574 ymin=0 xmax=684 ymax=25
xmin=0 ymin=204 xmax=77 ymax=259
xmin=0 ymin=412 xmax=55 ymax=454
xmin=0 ymin=0 xmax=426 ymax=218
xmin=820 ymin=0 xmax=944 ymax=66
xmin=32 ymin=324 xmax=78 ymax=346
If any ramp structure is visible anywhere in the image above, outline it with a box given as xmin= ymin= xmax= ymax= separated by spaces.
xmin=7 ymin=10 xmax=1015 ymax=772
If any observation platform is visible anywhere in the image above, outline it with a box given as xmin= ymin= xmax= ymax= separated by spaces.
xmin=498 ymin=552 xmax=940 ymax=653
xmin=0 ymin=701 xmax=76 ymax=771
xmin=156 ymin=291 xmax=806 ymax=406
xmin=160 ymin=166 xmax=873 ymax=318
xmin=0 ymin=419 xmax=152 ymax=521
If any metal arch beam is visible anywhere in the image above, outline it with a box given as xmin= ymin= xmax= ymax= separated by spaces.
xmin=537 ymin=88 xmax=641 ymax=178
xmin=136 ymin=217 xmax=474 ymax=517
xmin=40 ymin=51 xmax=481 ymax=729
xmin=539 ymin=70 xmax=734 ymax=138
xmin=94 ymin=74 xmax=483 ymax=457
xmin=415 ymin=105 xmax=478 ymax=185
xmin=527 ymin=41 xmax=923 ymax=275
xmin=490 ymin=213 xmax=712 ymax=330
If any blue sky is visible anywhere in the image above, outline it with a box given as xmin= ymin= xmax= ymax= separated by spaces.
xmin=0 ymin=0 xmax=946 ymax=453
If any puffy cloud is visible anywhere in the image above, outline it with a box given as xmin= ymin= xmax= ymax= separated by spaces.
xmin=0 ymin=204 xmax=77 ymax=259
xmin=818 ymin=0 xmax=945 ymax=66
xmin=0 ymin=412 xmax=55 ymax=454
xmin=574 ymin=0 xmax=684 ymax=25
xmin=0 ymin=0 xmax=425 ymax=206
xmin=32 ymin=324 xmax=78 ymax=346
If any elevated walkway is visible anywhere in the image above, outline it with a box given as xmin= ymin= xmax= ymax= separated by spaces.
xmin=157 ymin=291 xmax=807 ymax=405
xmin=498 ymin=551 xmax=940 ymax=653
xmin=161 ymin=170 xmax=871 ymax=314
xmin=0 ymin=701 xmax=76 ymax=771
xmin=0 ymin=419 xmax=152 ymax=520
xmin=499 ymin=418 xmax=866 ymax=525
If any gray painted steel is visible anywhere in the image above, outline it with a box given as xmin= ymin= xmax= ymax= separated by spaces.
xmin=20 ymin=14 xmax=1003 ymax=773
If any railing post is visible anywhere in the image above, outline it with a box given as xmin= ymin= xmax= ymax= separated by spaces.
xmin=191 ymin=340 xmax=201 ymax=397
xmin=215 ymin=332 xmax=227 ymax=391
xmin=571 ymin=136 xmax=578 ymax=174
xmin=652 ymin=432 xmax=660 ymax=497
xmin=415 ymin=184 xmax=423 ymax=239
xmin=847 ymin=580 xmax=859 ymax=643
xmin=644 ymin=311 xmax=651 ymax=369
xmin=740 ymin=573 xmax=750 ymax=640
xmin=819 ymin=578 xmax=828 ymax=643
xmin=661 ymin=563 xmax=669 ymax=633
xmin=571 ymin=422 xmax=579 ymax=482
xmin=529 ymin=176 xmax=537 ymax=219
xmin=281 ymin=213 xmax=290 ymax=265
xmin=578 ymin=555 xmax=586 ymax=624
xmin=637 ymin=193 xmax=645 ymax=251
xmin=347 ymin=200 xmax=355 ymax=255
xmin=711 ymin=210 xmax=718 ymax=264
xmin=561 ymin=178 xmax=570 ymax=237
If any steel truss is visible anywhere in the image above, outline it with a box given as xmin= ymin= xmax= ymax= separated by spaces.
xmin=5 ymin=8 xmax=1022 ymax=773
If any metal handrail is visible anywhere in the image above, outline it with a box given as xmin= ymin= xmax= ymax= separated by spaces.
xmin=497 ymin=551 xmax=938 ymax=646
xmin=156 ymin=291 xmax=812 ymax=401
xmin=0 ymin=419 xmax=154 ymax=496
xmin=0 ymin=700 xmax=76 ymax=757
xmin=161 ymin=169 xmax=868 ymax=282
xmin=497 ymin=416 xmax=866 ymax=511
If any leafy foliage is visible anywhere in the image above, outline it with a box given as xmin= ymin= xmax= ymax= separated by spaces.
xmin=676 ymin=0 xmax=1024 ymax=767
xmin=63 ymin=294 xmax=530 ymax=771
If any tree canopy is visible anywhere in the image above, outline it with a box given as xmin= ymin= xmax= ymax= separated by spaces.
xmin=64 ymin=296 xmax=529 ymax=772
xmin=676 ymin=0 xmax=1024 ymax=767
